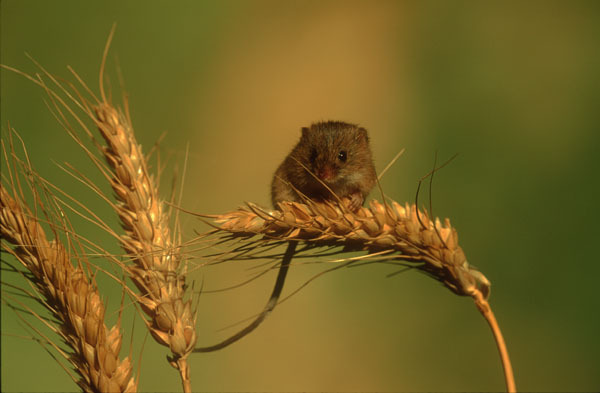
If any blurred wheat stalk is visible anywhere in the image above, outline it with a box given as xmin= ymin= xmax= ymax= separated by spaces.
xmin=1 ymin=30 xmax=515 ymax=393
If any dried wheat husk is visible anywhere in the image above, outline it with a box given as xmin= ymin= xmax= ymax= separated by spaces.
xmin=0 ymin=185 xmax=137 ymax=393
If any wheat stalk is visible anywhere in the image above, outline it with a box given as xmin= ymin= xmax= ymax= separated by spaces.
xmin=0 ymin=178 xmax=137 ymax=392
xmin=198 ymin=198 xmax=515 ymax=392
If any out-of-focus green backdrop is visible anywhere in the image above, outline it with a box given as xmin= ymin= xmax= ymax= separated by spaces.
xmin=2 ymin=1 xmax=599 ymax=392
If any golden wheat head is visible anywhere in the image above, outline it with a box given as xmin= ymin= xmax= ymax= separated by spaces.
xmin=0 ymin=184 xmax=137 ymax=393
xmin=210 ymin=198 xmax=491 ymax=300
xmin=92 ymin=102 xmax=196 ymax=391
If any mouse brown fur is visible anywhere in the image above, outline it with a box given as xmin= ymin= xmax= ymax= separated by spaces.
xmin=271 ymin=121 xmax=377 ymax=211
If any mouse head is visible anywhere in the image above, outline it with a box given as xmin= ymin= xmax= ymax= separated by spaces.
xmin=299 ymin=121 xmax=371 ymax=183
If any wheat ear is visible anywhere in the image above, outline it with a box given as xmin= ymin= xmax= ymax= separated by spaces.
xmin=0 ymin=184 xmax=137 ymax=393
xmin=202 ymin=198 xmax=515 ymax=392
xmin=92 ymin=99 xmax=196 ymax=391
xmin=209 ymin=199 xmax=487 ymax=295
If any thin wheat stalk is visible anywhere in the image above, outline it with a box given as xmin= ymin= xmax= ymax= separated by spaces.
xmin=0 ymin=179 xmax=137 ymax=392
xmin=197 ymin=198 xmax=515 ymax=392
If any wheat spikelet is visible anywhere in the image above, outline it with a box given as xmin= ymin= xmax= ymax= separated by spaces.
xmin=0 ymin=184 xmax=137 ymax=393
xmin=92 ymin=101 xmax=196 ymax=391
xmin=210 ymin=198 xmax=491 ymax=299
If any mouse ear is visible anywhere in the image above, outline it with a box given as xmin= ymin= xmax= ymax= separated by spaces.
xmin=356 ymin=127 xmax=369 ymax=143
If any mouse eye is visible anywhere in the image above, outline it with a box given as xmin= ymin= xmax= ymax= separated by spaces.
xmin=309 ymin=148 xmax=318 ymax=163
xmin=338 ymin=150 xmax=347 ymax=163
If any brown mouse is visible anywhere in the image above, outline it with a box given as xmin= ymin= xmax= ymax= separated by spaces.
xmin=271 ymin=121 xmax=377 ymax=211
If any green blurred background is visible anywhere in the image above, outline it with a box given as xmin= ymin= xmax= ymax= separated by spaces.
xmin=2 ymin=1 xmax=599 ymax=391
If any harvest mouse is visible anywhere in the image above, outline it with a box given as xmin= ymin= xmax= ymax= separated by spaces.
xmin=194 ymin=121 xmax=377 ymax=353
xmin=271 ymin=121 xmax=377 ymax=211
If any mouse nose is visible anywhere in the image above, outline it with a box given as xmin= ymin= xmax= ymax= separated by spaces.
xmin=317 ymin=166 xmax=335 ymax=181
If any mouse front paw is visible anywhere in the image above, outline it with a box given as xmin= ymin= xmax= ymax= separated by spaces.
xmin=346 ymin=191 xmax=364 ymax=212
